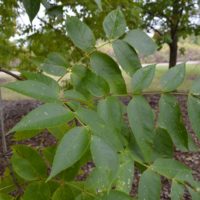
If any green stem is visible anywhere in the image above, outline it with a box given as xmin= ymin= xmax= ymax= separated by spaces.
xmin=76 ymin=39 xmax=117 ymax=64
xmin=62 ymin=98 xmax=94 ymax=109
xmin=61 ymin=90 xmax=189 ymax=108
xmin=110 ymin=90 xmax=189 ymax=97
xmin=0 ymin=184 xmax=14 ymax=192
xmin=63 ymin=103 xmax=87 ymax=127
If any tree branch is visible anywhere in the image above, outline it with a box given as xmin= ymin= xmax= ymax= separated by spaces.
xmin=149 ymin=25 xmax=163 ymax=36
xmin=145 ymin=9 xmax=173 ymax=25
xmin=0 ymin=89 xmax=7 ymax=153
xmin=0 ymin=69 xmax=23 ymax=80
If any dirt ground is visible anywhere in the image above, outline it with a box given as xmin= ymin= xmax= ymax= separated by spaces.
xmin=0 ymin=95 xmax=200 ymax=199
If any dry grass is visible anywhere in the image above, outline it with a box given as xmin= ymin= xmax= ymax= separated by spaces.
xmin=142 ymin=43 xmax=200 ymax=63
xmin=0 ymin=74 xmax=31 ymax=100
xmin=98 ymin=38 xmax=200 ymax=64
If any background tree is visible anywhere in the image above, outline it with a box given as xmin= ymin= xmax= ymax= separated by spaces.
xmin=52 ymin=0 xmax=141 ymax=38
xmin=1 ymin=0 xmax=200 ymax=71
xmin=21 ymin=0 xmax=200 ymax=68
xmin=0 ymin=0 xmax=35 ymax=73
xmin=23 ymin=0 xmax=141 ymax=64
xmin=141 ymin=0 xmax=200 ymax=67
xmin=0 ymin=0 xmax=17 ymax=69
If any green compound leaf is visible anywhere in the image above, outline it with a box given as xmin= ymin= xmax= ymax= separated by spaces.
xmin=71 ymin=68 xmax=110 ymax=97
xmin=21 ymin=71 xmax=59 ymax=91
xmin=14 ymin=130 xmax=41 ymax=141
xmin=0 ymin=193 xmax=14 ymax=200
xmin=97 ymin=96 xmax=124 ymax=132
xmin=124 ymin=29 xmax=157 ymax=56
xmin=84 ymin=70 xmax=110 ymax=97
xmin=103 ymin=9 xmax=126 ymax=39
xmin=48 ymin=123 xmax=70 ymax=140
xmin=52 ymin=185 xmax=75 ymax=200
xmin=47 ymin=127 xmax=90 ymax=180
xmin=87 ymin=136 xmax=119 ymax=192
xmin=188 ymin=78 xmax=200 ymax=140
xmin=70 ymin=65 xmax=87 ymax=87
xmin=91 ymin=136 xmax=119 ymax=179
xmin=86 ymin=167 xmax=113 ymax=192
xmin=22 ymin=182 xmax=51 ymax=200
xmin=64 ymin=90 xmax=87 ymax=102
xmin=41 ymin=52 xmax=68 ymax=76
xmin=112 ymin=40 xmax=141 ymax=76
xmin=94 ymin=0 xmax=102 ymax=11
xmin=66 ymin=16 xmax=96 ymax=52
xmin=127 ymin=96 xmax=155 ymax=162
xmin=152 ymin=128 xmax=173 ymax=160
xmin=188 ymin=95 xmax=200 ymax=140
xmin=22 ymin=0 xmax=40 ymax=22
xmin=138 ymin=169 xmax=161 ymax=200
xmin=76 ymin=107 xmax=124 ymax=151
xmin=46 ymin=5 xmax=63 ymax=18
xmin=158 ymin=94 xmax=188 ymax=150
xmin=190 ymin=78 xmax=200 ymax=95
xmin=11 ymin=103 xmax=74 ymax=133
xmin=11 ymin=145 xmax=47 ymax=181
xmin=90 ymin=51 xmax=126 ymax=94
xmin=115 ymin=150 xmax=134 ymax=194
xmin=170 ymin=181 xmax=185 ymax=200
xmin=131 ymin=64 xmax=155 ymax=93
xmin=0 ymin=169 xmax=16 ymax=194
xmin=100 ymin=191 xmax=132 ymax=200
xmin=152 ymin=158 xmax=191 ymax=179
xmin=4 ymin=80 xmax=59 ymax=103
xmin=70 ymin=65 xmax=90 ymax=97
xmin=160 ymin=63 xmax=185 ymax=92
xmin=189 ymin=188 xmax=200 ymax=200
xmin=59 ymin=150 xmax=91 ymax=182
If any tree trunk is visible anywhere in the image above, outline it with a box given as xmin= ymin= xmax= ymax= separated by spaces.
xmin=169 ymin=34 xmax=178 ymax=68
xmin=169 ymin=0 xmax=179 ymax=69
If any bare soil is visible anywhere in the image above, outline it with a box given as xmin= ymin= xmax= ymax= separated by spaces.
xmin=0 ymin=95 xmax=200 ymax=199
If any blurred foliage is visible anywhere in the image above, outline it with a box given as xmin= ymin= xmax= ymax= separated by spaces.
xmin=56 ymin=0 xmax=142 ymax=38
xmin=0 ymin=0 xmax=34 ymax=70
xmin=24 ymin=0 xmax=142 ymax=68
xmin=0 ymin=0 xmax=17 ymax=69
xmin=1 ymin=0 xmax=200 ymax=70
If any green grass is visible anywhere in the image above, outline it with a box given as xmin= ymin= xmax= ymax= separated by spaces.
xmin=1 ymin=64 xmax=200 ymax=100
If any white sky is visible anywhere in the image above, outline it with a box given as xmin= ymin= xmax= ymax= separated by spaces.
xmin=10 ymin=3 xmax=77 ymax=42
xmin=22 ymin=5 xmax=46 ymax=27
xmin=11 ymin=2 xmax=199 ymax=42
xmin=10 ymin=4 xmax=46 ymax=42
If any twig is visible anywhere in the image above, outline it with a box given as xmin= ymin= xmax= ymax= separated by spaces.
xmin=0 ymin=88 xmax=22 ymax=194
xmin=149 ymin=25 xmax=163 ymax=36
xmin=0 ymin=69 xmax=23 ymax=81
xmin=0 ymin=88 xmax=7 ymax=153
